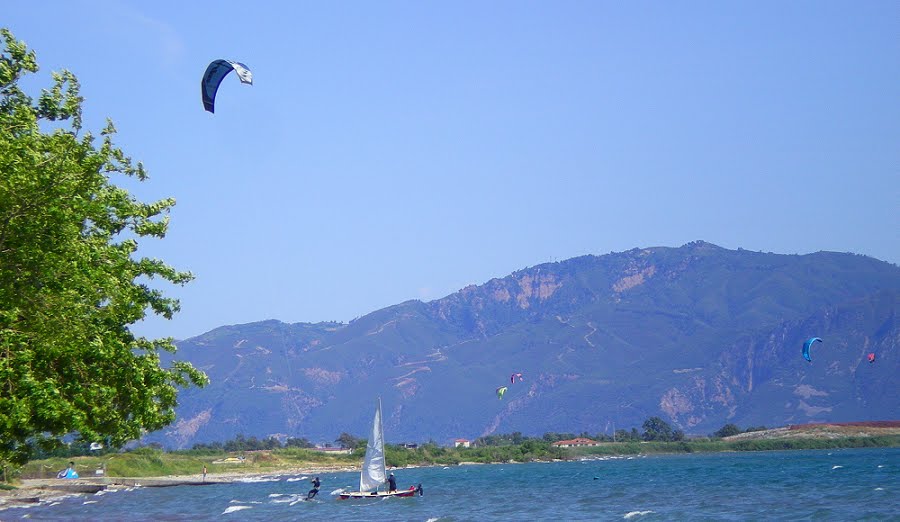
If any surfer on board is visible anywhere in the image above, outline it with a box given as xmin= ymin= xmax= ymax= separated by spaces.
xmin=307 ymin=476 xmax=321 ymax=499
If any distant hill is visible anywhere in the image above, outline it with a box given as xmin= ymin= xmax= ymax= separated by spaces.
xmin=148 ymin=241 xmax=900 ymax=449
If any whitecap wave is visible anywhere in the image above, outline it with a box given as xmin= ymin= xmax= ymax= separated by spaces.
xmin=83 ymin=500 xmax=98 ymax=505
xmin=832 ymin=465 xmax=843 ymax=470
xmin=624 ymin=510 xmax=654 ymax=519
xmin=271 ymin=494 xmax=305 ymax=504
xmin=236 ymin=476 xmax=280 ymax=483
xmin=223 ymin=505 xmax=252 ymax=514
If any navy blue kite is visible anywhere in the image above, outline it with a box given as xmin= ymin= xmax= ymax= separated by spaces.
xmin=201 ymin=59 xmax=253 ymax=113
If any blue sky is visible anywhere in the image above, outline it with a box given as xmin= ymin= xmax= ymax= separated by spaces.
xmin=6 ymin=1 xmax=898 ymax=340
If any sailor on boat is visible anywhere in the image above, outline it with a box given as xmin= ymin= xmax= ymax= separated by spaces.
xmin=388 ymin=472 xmax=397 ymax=492
xmin=338 ymin=399 xmax=423 ymax=499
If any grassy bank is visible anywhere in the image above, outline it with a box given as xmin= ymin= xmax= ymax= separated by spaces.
xmin=12 ymin=434 xmax=899 ymax=482
xmin=567 ymin=435 xmax=900 ymax=458
xmin=15 ymin=447 xmax=359 ymax=481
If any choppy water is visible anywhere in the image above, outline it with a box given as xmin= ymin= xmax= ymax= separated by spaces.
xmin=4 ymin=448 xmax=898 ymax=521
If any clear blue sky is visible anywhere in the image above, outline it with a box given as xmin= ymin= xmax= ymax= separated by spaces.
xmin=6 ymin=1 xmax=899 ymax=340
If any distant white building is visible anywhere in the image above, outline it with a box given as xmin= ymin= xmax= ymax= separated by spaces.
xmin=454 ymin=438 xmax=471 ymax=448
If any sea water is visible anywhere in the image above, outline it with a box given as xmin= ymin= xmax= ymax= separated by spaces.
xmin=3 ymin=448 xmax=898 ymax=521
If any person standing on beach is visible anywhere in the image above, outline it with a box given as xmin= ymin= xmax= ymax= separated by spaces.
xmin=202 ymin=466 xmax=207 ymax=482
xmin=307 ymin=476 xmax=320 ymax=499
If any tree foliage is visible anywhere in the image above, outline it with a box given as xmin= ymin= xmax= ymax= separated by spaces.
xmin=335 ymin=432 xmax=362 ymax=450
xmin=642 ymin=416 xmax=684 ymax=442
xmin=0 ymin=29 xmax=207 ymax=468
xmin=713 ymin=423 xmax=742 ymax=438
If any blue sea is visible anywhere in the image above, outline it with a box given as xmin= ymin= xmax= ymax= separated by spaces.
xmin=4 ymin=448 xmax=898 ymax=521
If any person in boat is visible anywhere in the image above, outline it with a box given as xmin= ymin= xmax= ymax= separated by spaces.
xmin=307 ymin=476 xmax=320 ymax=499
xmin=387 ymin=472 xmax=397 ymax=492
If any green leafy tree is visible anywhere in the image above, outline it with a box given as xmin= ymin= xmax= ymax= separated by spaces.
xmin=714 ymin=423 xmax=742 ymax=438
xmin=285 ymin=437 xmax=313 ymax=449
xmin=0 ymin=29 xmax=207 ymax=469
xmin=335 ymin=432 xmax=362 ymax=450
xmin=642 ymin=416 xmax=677 ymax=442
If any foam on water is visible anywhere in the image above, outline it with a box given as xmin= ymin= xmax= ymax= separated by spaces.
xmin=222 ymin=505 xmax=252 ymax=514
xmin=623 ymin=510 xmax=654 ymax=519
xmin=236 ymin=476 xmax=280 ymax=483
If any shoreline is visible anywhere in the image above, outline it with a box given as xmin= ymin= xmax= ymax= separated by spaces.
xmin=0 ymin=459 xmax=497 ymax=509
xmin=0 ymin=464 xmax=357 ymax=511
xmin=4 ymin=426 xmax=897 ymax=510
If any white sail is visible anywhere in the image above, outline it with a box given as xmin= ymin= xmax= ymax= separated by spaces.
xmin=359 ymin=398 xmax=386 ymax=492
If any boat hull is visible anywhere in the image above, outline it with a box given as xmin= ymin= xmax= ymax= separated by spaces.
xmin=338 ymin=489 xmax=418 ymax=500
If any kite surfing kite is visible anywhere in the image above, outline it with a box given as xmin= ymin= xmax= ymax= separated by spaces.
xmin=802 ymin=337 xmax=822 ymax=362
xmin=201 ymin=59 xmax=253 ymax=113
xmin=868 ymin=353 xmax=876 ymax=363
xmin=510 ymin=373 xmax=524 ymax=384
xmin=496 ymin=386 xmax=508 ymax=400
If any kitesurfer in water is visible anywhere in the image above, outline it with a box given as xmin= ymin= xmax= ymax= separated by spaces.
xmin=388 ymin=472 xmax=397 ymax=492
xmin=307 ymin=476 xmax=320 ymax=499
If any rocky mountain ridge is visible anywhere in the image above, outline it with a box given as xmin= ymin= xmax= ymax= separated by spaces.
xmin=148 ymin=242 xmax=899 ymax=448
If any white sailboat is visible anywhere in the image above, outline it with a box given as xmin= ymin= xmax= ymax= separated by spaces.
xmin=338 ymin=398 xmax=422 ymax=499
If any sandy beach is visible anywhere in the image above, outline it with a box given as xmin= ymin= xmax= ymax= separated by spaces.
xmin=0 ymin=464 xmax=357 ymax=510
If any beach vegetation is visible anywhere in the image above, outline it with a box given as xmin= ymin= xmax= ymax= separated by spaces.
xmin=8 ymin=430 xmax=899 ymax=482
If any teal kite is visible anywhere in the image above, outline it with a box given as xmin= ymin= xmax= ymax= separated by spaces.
xmin=802 ymin=337 xmax=822 ymax=362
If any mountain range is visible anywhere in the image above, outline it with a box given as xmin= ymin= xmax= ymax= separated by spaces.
xmin=148 ymin=241 xmax=899 ymax=449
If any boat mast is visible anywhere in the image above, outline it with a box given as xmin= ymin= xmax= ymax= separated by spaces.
xmin=378 ymin=396 xmax=386 ymax=491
